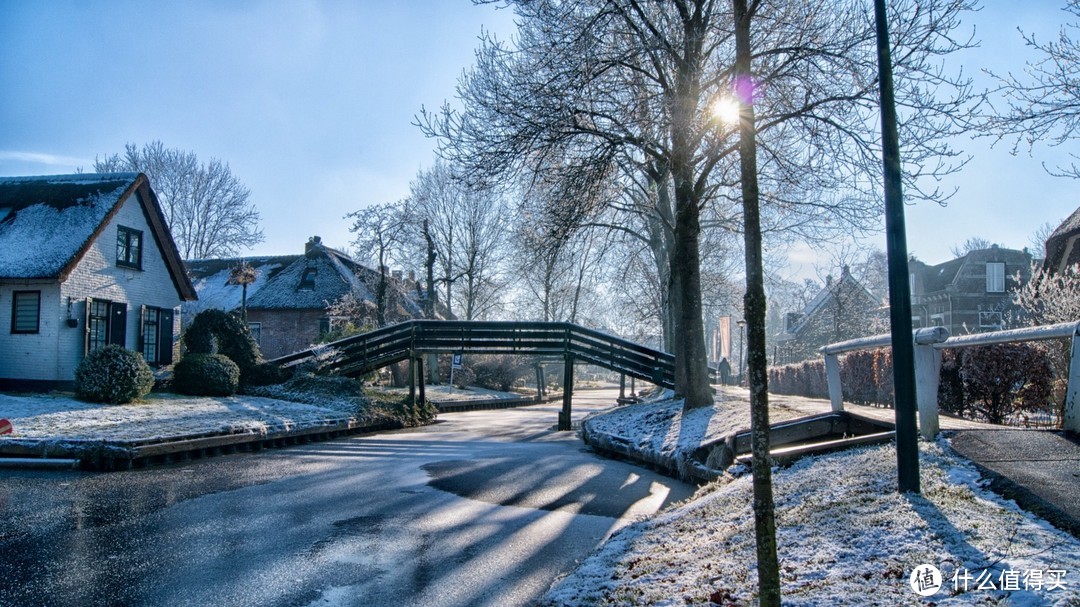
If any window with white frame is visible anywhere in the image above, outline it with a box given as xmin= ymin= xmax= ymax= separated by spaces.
xmin=985 ymin=262 xmax=1005 ymax=293
xmin=979 ymin=311 xmax=1003 ymax=330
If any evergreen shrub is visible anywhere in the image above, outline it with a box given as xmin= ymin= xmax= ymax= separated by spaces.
xmin=172 ymin=353 xmax=240 ymax=396
xmin=75 ymin=345 xmax=155 ymax=404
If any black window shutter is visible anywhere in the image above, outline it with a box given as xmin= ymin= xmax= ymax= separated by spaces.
xmin=84 ymin=297 xmax=93 ymax=354
xmin=109 ymin=303 xmax=127 ymax=347
xmin=158 ymin=309 xmax=174 ymax=364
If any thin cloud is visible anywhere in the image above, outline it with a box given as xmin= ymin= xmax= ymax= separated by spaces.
xmin=0 ymin=150 xmax=89 ymax=167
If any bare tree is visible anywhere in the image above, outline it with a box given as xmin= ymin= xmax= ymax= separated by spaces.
xmin=402 ymin=162 xmax=508 ymax=320
xmin=95 ymin=141 xmax=263 ymax=259
xmin=347 ymin=201 xmax=409 ymax=327
xmin=422 ymin=0 xmax=975 ymax=411
xmin=984 ymin=0 xmax=1080 ymax=177
xmin=949 ymin=236 xmax=993 ymax=257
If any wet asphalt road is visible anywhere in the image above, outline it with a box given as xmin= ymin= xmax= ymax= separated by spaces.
xmin=0 ymin=389 xmax=694 ymax=607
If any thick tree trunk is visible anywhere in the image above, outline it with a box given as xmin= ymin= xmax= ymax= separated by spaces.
xmin=670 ymin=9 xmax=712 ymax=411
xmin=734 ymin=0 xmax=781 ymax=604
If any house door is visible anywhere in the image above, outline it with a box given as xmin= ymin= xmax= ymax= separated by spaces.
xmin=109 ymin=303 xmax=127 ymax=347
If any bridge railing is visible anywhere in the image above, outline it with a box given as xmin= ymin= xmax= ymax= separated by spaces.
xmin=267 ymin=320 xmax=680 ymax=389
xmin=819 ymin=320 xmax=1080 ymax=437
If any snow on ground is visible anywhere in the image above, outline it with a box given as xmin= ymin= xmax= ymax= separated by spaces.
xmin=0 ymin=392 xmax=351 ymax=444
xmin=584 ymin=388 xmax=815 ymax=462
xmin=542 ymin=398 xmax=1080 ymax=606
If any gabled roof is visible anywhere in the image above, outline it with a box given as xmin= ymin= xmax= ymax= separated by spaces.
xmin=785 ymin=270 xmax=876 ymax=336
xmin=186 ymin=238 xmax=423 ymax=317
xmin=0 ymin=172 xmax=196 ymax=300
xmin=184 ymin=255 xmax=297 ymax=313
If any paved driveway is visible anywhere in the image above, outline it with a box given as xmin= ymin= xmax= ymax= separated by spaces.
xmin=0 ymin=389 xmax=693 ymax=607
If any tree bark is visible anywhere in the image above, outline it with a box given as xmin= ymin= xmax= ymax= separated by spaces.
xmin=734 ymin=0 xmax=781 ymax=604
xmin=670 ymin=4 xmax=712 ymax=411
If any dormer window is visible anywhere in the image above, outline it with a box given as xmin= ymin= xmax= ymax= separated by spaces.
xmin=985 ymin=262 xmax=1005 ymax=293
xmin=299 ymin=267 xmax=317 ymax=291
xmin=116 ymin=225 xmax=143 ymax=270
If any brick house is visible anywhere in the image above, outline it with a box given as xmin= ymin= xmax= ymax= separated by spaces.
xmin=0 ymin=173 xmax=197 ymax=390
xmin=184 ymin=237 xmax=424 ymax=359
xmin=909 ymin=245 xmax=1033 ymax=335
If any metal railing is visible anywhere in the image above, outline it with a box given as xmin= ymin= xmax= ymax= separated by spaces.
xmin=819 ymin=320 xmax=1080 ymax=437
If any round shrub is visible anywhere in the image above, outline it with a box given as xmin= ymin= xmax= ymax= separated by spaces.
xmin=75 ymin=345 xmax=155 ymax=404
xmin=172 ymin=353 xmax=240 ymax=396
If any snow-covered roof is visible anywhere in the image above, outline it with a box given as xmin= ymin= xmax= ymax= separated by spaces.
xmin=1046 ymin=204 xmax=1080 ymax=273
xmin=186 ymin=240 xmax=422 ymax=317
xmin=182 ymin=256 xmax=295 ymax=317
xmin=0 ymin=173 xmax=138 ymax=279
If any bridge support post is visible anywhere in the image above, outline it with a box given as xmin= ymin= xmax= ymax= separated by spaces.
xmin=416 ymin=356 xmax=426 ymax=406
xmin=408 ymin=357 xmax=417 ymax=405
xmin=559 ymin=355 xmax=574 ymax=431
xmin=535 ymin=364 xmax=544 ymax=403
xmin=619 ymin=374 xmax=626 ymax=400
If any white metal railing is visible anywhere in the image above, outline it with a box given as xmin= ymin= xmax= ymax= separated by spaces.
xmin=819 ymin=320 xmax=1080 ymax=438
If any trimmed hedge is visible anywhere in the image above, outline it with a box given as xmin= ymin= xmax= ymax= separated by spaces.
xmin=182 ymin=309 xmax=284 ymax=386
xmin=172 ymin=354 xmax=240 ymax=396
xmin=769 ymin=341 xmax=1056 ymax=426
xmin=75 ymin=345 xmax=154 ymax=404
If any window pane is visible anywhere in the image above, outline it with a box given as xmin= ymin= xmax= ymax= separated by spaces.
xmin=88 ymin=299 xmax=109 ymax=352
xmin=117 ymin=226 xmax=143 ymax=269
xmin=986 ymin=262 xmax=1005 ymax=293
xmin=142 ymin=308 xmax=159 ymax=364
xmin=12 ymin=291 xmax=40 ymax=333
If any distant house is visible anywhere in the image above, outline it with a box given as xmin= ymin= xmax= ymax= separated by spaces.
xmin=773 ymin=266 xmax=880 ymax=364
xmin=0 ymin=173 xmax=197 ymax=390
xmin=909 ymin=245 xmax=1032 ymax=335
xmin=184 ymin=236 xmax=425 ymax=359
xmin=1045 ymin=205 xmax=1080 ymax=274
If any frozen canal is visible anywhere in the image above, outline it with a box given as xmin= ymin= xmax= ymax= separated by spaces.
xmin=0 ymin=388 xmax=694 ymax=607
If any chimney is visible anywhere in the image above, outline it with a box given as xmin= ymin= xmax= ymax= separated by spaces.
xmin=305 ymin=236 xmax=322 ymax=256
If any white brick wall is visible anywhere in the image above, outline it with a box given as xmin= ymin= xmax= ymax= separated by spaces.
xmin=0 ymin=188 xmax=184 ymax=384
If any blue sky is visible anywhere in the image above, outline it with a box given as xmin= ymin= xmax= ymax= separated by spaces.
xmin=1 ymin=1 xmax=1077 ymax=275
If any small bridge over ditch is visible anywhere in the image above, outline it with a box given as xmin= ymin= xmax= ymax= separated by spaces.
xmin=270 ymin=320 xmax=695 ymax=430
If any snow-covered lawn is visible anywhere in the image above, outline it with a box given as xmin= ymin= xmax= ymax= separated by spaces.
xmin=544 ymin=396 xmax=1080 ymax=606
xmin=0 ymin=392 xmax=352 ymax=445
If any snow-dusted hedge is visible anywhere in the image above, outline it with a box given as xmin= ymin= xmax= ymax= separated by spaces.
xmin=75 ymin=345 xmax=155 ymax=405
xmin=172 ymin=353 xmax=240 ymax=396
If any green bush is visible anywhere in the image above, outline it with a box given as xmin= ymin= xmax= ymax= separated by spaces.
xmin=172 ymin=353 xmax=240 ymax=396
xmin=75 ymin=345 xmax=154 ymax=404
xmin=183 ymin=309 xmax=265 ymax=385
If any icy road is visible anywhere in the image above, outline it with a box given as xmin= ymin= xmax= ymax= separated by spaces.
xmin=0 ymin=389 xmax=694 ymax=607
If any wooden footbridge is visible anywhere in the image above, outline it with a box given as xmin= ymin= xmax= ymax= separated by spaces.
xmin=270 ymin=320 xmax=693 ymax=430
